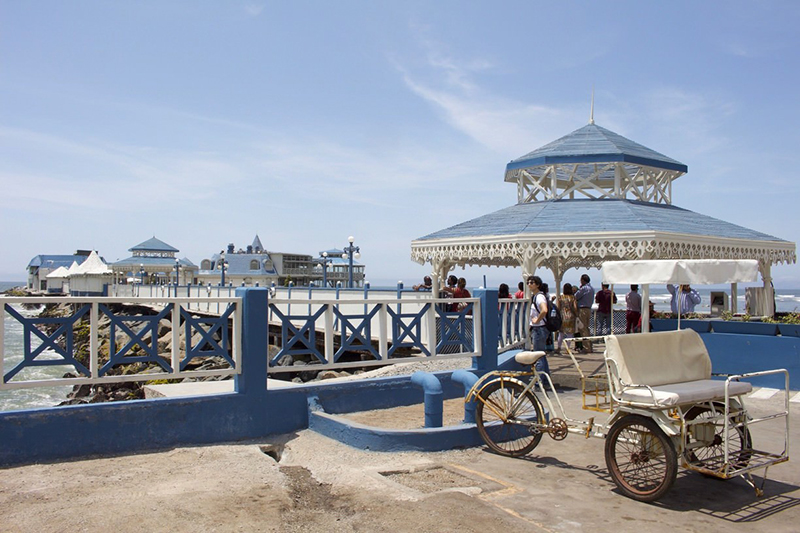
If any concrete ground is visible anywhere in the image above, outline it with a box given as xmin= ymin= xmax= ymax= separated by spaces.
xmin=1 ymin=386 xmax=798 ymax=533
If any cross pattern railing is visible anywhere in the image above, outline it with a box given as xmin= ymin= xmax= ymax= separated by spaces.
xmin=267 ymin=297 xmax=481 ymax=374
xmin=1 ymin=297 xmax=241 ymax=390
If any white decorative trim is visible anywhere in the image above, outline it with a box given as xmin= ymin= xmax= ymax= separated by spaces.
xmin=506 ymin=163 xmax=683 ymax=205
xmin=411 ymin=231 xmax=796 ymax=271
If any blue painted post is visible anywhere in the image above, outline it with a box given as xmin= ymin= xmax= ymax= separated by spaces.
xmin=411 ymin=371 xmax=443 ymax=428
xmin=451 ymin=369 xmax=479 ymax=424
xmin=234 ymin=287 xmax=269 ymax=397
xmin=308 ymin=284 xmax=314 ymax=315
xmin=334 ymin=282 xmax=342 ymax=330
xmin=474 ymin=288 xmax=499 ymax=372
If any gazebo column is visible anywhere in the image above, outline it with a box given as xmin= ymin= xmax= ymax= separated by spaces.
xmin=730 ymin=283 xmax=738 ymax=314
xmin=761 ymin=262 xmax=775 ymax=317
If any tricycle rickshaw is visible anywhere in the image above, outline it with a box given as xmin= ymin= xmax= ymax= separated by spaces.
xmin=467 ymin=259 xmax=790 ymax=502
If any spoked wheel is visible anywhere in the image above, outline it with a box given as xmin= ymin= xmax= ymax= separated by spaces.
xmin=475 ymin=378 xmax=545 ymax=457
xmin=605 ymin=415 xmax=678 ymax=502
xmin=684 ymin=403 xmax=752 ymax=475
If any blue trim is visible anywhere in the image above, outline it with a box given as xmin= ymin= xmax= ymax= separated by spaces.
xmin=506 ymin=153 xmax=687 ymax=173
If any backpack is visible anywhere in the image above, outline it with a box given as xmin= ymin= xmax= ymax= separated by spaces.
xmin=536 ymin=293 xmax=562 ymax=332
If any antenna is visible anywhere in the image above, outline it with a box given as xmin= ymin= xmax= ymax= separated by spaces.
xmin=589 ymin=86 xmax=595 ymax=124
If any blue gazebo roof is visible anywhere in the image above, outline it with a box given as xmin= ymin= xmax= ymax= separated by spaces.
xmin=417 ymin=199 xmax=784 ymax=243
xmin=129 ymin=237 xmax=179 ymax=253
xmin=505 ymin=123 xmax=688 ymax=174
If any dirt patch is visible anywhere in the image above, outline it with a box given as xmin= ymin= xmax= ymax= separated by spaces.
xmin=338 ymin=398 xmax=467 ymax=429
xmin=382 ymin=465 xmax=504 ymax=494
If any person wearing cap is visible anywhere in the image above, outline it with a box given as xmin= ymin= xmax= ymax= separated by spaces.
xmin=667 ymin=284 xmax=701 ymax=316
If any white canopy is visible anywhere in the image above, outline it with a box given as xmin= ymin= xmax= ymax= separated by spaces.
xmin=73 ymin=251 xmax=111 ymax=275
xmin=46 ymin=266 xmax=69 ymax=279
xmin=601 ymin=259 xmax=759 ymax=286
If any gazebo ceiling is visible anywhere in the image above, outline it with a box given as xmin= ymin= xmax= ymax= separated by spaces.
xmin=410 ymin=199 xmax=795 ymax=270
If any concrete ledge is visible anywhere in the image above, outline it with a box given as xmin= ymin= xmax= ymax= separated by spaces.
xmin=308 ymin=409 xmax=484 ymax=452
xmin=144 ymin=379 xmax=298 ymax=399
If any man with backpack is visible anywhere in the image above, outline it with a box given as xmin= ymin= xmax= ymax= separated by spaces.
xmin=527 ymin=275 xmax=551 ymax=378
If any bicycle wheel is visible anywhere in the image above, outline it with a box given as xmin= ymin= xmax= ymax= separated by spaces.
xmin=475 ymin=378 xmax=545 ymax=457
xmin=684 ymin=402 xmax=752 ymax=474
xmin=605 ymin=414 xmax=678 ymax=502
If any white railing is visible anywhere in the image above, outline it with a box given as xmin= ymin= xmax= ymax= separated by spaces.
xmin=498 ymin=298 xmax=530 ymax=352
xmin=1 ymin=297 xmax=241 ymax=390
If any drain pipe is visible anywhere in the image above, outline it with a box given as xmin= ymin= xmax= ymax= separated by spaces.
xmin=411 ymin=371 xmax=443 ymax=428
xmin=451 ymin=369 xmax=479 ymax=424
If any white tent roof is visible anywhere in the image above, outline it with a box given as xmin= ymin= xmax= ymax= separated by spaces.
xmin=72 ymin=251 xmax=111 ymax=275
xmin=601 ymin=259 xmax=759 ymax=285
xmin=66 ymin=261 xmax=81 ymax=276
xmin=46 ymin=266 xmax=69 ymax=279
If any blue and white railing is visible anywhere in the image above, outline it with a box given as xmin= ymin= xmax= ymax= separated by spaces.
xmin=267 ymin=295 xmax=481 ymax=373
xmin=1 ymin=297 xmax=241 ymax=391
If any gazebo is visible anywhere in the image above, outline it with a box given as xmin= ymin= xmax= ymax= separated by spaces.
xmin=411 ymin=120 xmax=795 ymax=315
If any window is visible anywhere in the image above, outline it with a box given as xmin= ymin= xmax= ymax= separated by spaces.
xmin=250 ymin=260 xmax=260 ymax=270
xmin=201 ymin=259 xmax=212 ymax=270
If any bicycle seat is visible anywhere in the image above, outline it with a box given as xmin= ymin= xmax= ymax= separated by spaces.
xmin=515 ymin=350 xmax=548 ymax=366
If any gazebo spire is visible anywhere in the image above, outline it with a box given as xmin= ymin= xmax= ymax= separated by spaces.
xmin=589 ymin=86 xmax=595 ymax=125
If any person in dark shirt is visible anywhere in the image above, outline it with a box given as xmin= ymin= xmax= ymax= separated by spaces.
xmin=594 ymin=283 xmax=617 ymax=335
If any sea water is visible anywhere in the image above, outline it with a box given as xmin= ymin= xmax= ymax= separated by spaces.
xmin=1 ymin=282 xmax=72 ymax=411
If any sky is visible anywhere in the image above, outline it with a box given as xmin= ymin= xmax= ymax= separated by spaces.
xmin=2 ymin=1 xmax=800 ymax=288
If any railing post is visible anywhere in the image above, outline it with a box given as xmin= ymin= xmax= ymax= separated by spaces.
xmin=474 ymin=288 xmax=498 ymax=372
xmin=234 ymin=287 xmax=269 ymax=397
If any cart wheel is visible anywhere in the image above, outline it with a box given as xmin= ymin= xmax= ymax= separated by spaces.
xmin=605 ymin=414 xmax=678 ymax=502
xmin=475 ymin=378 xmax=545 ymax=457
xmin=684 ymin=403 xmax=752 ymax=474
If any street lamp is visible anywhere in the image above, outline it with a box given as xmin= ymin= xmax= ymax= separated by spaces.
xmin=341 ymin=236 xmax=361 ymax=288
xmin=219 ymin=253 xmax=228 ymax=286
xmin=320 ymin=251 xmax=333 ymax=287
xmin=173 ymin=258 xmax=181 ymax=295
xmin=138 ymin=264 xmax=146 ymax=297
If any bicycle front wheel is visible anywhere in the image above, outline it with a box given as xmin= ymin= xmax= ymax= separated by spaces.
xmin=475 ymin=378 xmax=545 ymax=457
xmin=604 ymin=414 xmax=677 ymax=502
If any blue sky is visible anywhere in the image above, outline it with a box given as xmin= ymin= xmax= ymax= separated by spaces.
xmin=2 ymin=1 xmax=799 ymax=288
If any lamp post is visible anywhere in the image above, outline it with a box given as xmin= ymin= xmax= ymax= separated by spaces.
xmin=219 ymin=253 xmax=228 ymax=286
xmin=341 ymin=236 xmax=361 ymax=288
xmin=173 ymin=258 xmax=181 ymax=296
xmin=320 ymin=251 xmax=332 ymax=287
xmin=138 ymin=264 xmax=146 ymax=297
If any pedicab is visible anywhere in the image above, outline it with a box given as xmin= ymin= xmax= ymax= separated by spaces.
xmin=467 ymin=259 xmax=790 ymax=502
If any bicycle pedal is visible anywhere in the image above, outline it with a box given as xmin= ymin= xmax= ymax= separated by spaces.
xmin=584 ymin=417 xmax=594 ymax=438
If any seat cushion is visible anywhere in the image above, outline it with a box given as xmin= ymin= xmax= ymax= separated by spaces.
xmin=515 ymin=351 xmax=547 ymax=366
xmin=618 ymin=379 xmax=753 ymax=407
xmin=606 ymin=330 xmax=711 ymax=387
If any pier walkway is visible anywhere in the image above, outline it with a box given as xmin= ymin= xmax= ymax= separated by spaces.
xmin=2 ymin=387 xmax=798 ymax=533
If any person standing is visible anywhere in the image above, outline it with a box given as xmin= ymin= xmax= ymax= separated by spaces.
xmin=556 ymin=283 xmax=577 ymax=353
xmin=514 ymin=281 xmax=525 ymax=299
xmin=574 ymin=274 xmax=595 ymax=353
xmin=527 ymin=275 xmax=550 ymax=377
xmin=594 ymin=283 xmax=617 ymax=335
xmin=625 ymin=285 xmax=642 ymax=333
xmin=667 ymin=284 xmax=701 ymax=316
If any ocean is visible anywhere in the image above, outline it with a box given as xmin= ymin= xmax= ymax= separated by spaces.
xmin=2 ymin=282 xmax=799 ymax=411
xmin=1 ymin=282 xmax=73 ymax=411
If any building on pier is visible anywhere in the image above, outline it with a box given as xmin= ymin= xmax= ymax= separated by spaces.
xmin=196 ymin=235 xmax=321 ymax=287
xmin=111 ymin=236 xmax=197 ymax=286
